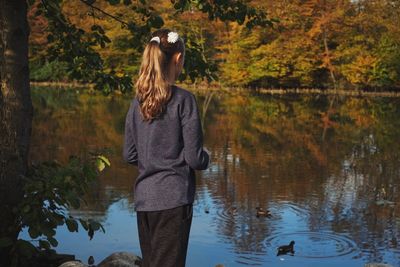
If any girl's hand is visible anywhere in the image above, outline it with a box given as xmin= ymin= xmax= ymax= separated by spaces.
xmin=203 ymin=147 xmax=211 ymax=167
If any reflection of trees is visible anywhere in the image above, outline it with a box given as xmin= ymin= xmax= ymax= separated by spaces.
xmin=30 ymin=88 xmax=400 ymax=263
xmin=29 ymin=88 xmax=138 ymax=218
xmin=200 ymin=92 xmax=400 ymax=262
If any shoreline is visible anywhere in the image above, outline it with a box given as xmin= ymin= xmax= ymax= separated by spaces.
xmin=31 ymin=81 xmax=93 ymax=88
xmin=30 ymin=81 xmax=400 ymax=98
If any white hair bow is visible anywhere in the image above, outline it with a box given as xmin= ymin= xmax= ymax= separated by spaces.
xmin=150 ymin=36 xmax=160 ymax=43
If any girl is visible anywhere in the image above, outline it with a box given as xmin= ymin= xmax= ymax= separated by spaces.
xmin=123 ymin=29 xmax=210 ymax=267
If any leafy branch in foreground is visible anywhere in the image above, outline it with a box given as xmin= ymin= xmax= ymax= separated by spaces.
xmin=0 ymin=153 xmax=111 ymax=267
xmin=171 ymin=0 xmax=273 ymax=29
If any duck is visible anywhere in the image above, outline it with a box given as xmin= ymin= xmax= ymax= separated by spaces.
xmin=255 ymin=207 xmax=271 ymax=218
xmin=228 ymin=206 xmax=237 ymax=215
xmin=88 ymin=255 xmax=95 ymax=266
xmin=277 ymin=241 xmax=295 ymax=256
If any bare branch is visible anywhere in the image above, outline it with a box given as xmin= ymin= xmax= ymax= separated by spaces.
xmin=79 ymin=0 xmax=129 ymax=27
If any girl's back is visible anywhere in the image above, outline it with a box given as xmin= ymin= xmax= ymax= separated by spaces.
xmin=124 ymin=85 xmax=209 ymax=211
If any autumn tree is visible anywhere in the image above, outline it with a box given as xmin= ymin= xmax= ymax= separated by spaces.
xmin=219 ymin=0 xmax=400 ymax=90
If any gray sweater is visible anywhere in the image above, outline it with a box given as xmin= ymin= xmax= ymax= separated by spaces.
xmin=123 ymin=86 xmax=210 ymax=211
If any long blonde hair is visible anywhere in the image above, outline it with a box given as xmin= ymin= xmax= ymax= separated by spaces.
xmin=136 ymin=29 xmax=185 ymax=121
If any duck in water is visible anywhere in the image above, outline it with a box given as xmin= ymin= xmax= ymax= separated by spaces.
xmin=88 ymin=255 xmax=95 ymax=267
xmin=255 ymin=207 xmax=272 ymax=218
xmin=277 ymin=241 xmax=295 ymax=256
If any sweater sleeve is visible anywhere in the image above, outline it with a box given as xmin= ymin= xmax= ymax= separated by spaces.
xmin=123 ymin=101 xmax=138 ymax=165
xmin=180 ymin=93 xmax=210 ymax=170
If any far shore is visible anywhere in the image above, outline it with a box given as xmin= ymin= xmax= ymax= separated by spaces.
xmin=30 ymin=81 xmax=400 ymax=98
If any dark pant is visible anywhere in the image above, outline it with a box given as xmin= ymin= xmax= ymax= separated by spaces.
xmin=136 ymin=204 xmax=193 ymax=267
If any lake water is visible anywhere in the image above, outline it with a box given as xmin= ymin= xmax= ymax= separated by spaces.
xmin=22 ymin=87 xmax=400 ymax=266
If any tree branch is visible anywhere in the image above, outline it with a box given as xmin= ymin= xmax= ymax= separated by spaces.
xmin=79 ymin=0 xmax=129 ymax=27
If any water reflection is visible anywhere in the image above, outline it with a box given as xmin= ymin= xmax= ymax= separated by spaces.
xmin=24 ymin=87 xmax=400 ymax=266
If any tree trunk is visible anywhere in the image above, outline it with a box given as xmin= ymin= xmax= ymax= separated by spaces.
xmin=323 ymin=29 xmax=337 ymax=90
xmin=0 ymin=0 xmax=32 ymax=264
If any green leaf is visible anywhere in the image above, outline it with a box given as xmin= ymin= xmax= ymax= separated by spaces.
xmin=96 ymin=158 xmax=106 ymax=172
xmin=88 ymin=227 xmax=94 ymax=240
xmin=149 ymin=16 xmax=164 ymax=28
xmin=96 ymin=155 xmax=110 ymax=172
xmin=100 ymin=223 xmax=106 ymax=233
xmin=97 ymin=155 xmax=111 ymax=166
xmin=28 ymin=227 xmax=40 ymax=239
xmin=66 ymin=218 xmax=79 ymax=232
xmin=50 ymin=213 xmax=65 ymax=226
xmin=83 ymin=164 xmax=97 ymax=180
xmin=41 ymin=225 xmax=56 ymax=238
xmin=48 ymin=237 xmax=58 ymax=247
xmin=89 ymin=220 xmax=102 ymax=231
xmin=104 ymin=35 xmax=111 ymax=43
xmin=39 ymin=240 xmax=50 ymax=250
xmin=79 ymin=219 xmax=89 ymax=231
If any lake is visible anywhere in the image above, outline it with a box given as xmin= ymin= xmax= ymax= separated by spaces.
xmin=22 ymin=87 xmax=400 ymax=267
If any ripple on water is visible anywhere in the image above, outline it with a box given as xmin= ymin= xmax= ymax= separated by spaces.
xmin=265 ymin=231 xmax=360 ymax=259
xmin=265 ymin=201 xmax=311 ymax=225
xmin=210 ymin=205 xmax=245 ymax=233
xmin=214 ymin=206 xmax=240 ymax=221
xmin=233 ymin=250 xmax=267 ymax=266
